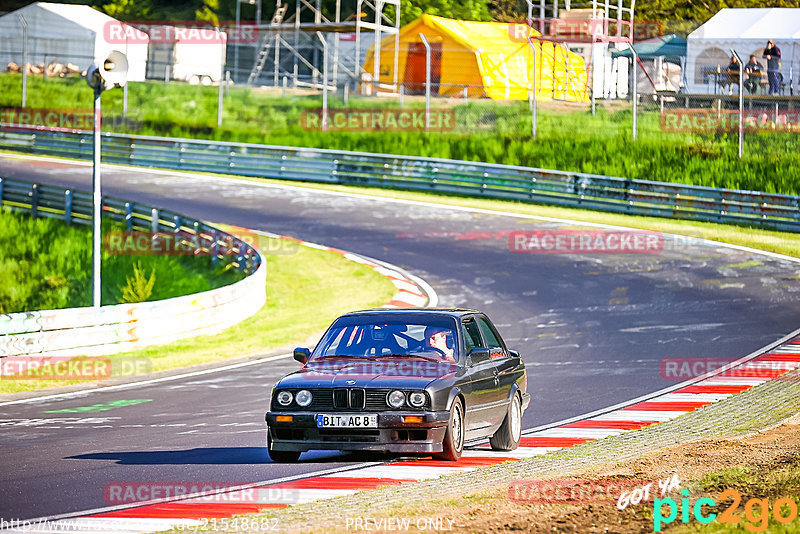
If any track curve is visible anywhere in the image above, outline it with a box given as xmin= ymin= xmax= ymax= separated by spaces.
xmin=1 ymin=154 xmax=799 ymax=521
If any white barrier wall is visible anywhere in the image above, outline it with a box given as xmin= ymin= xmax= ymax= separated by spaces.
xmin=0 ymin=253 xmax=266 ymax=358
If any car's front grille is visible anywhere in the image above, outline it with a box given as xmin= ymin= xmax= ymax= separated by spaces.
xmin=350 ymin=388 xmax=365 ymax=409
xmin=332 ymin=388 xmax=365 ymax=409
xmin=333 ymin=388 xmax=348 ymax=409
xmin=318 ymin=428 xmax=380 ymax=442
xmin=365 ymin=389 xmax=390 ymax=410
xmin=308 ymin=389 xmax=334 ymax=410
xmin=272 ymin=388 xmax=429 ymax=411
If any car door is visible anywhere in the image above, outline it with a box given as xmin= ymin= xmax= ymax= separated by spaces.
xmin=476 ymin=315 xmax=519 ymax=424
xmin=460 ymin=316 xmax=501 ymax=435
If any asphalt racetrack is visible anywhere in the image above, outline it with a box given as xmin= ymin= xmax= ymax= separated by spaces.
xmin=1 ymin=154 xmax=798 ymax=520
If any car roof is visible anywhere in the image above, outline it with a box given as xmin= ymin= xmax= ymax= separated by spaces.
xmin=340 ymin=308 xmax=480 ymax=319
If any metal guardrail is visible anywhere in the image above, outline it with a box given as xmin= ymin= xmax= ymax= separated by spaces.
xmin=0 ymin=176 xmax=261 ymax=274
xmin=1 ymin=127 xmax=799 ymax=232
xmin=0 ymin=176 xmax=266 ymax=358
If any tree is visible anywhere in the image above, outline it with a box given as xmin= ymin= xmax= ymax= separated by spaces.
xmin=635 ymin=0 xmax=800 ymax=36
xmin=400 ymin=0 xmax=492 ymax=25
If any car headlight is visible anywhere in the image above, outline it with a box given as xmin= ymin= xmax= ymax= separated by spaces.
xmin=408 ymin=391 xmax=426 ymax=408
xmin=277 ymin=390 xmax=293 ymax=406
xmin=387 ymin=390 xmax=405 ymax=408
xmin=295 ymin=389 xmax=313 ymax=407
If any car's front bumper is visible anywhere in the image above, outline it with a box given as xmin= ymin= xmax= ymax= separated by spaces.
xmin=265 ymin=411 xmax=450 ymax=453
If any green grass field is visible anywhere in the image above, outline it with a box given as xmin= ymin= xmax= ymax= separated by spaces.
xmin=2 ymin=73 xmax=798 ymax=195
xmin=0 ymin=209 xmax=244 ymax=313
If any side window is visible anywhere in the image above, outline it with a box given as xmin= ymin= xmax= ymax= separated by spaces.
xmin=477 ymin=317 xmax=505 ymax=358
xmin=461 ymin=318 xmax=484 ymax=353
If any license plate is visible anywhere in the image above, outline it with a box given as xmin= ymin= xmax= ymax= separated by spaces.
xmin=316 ymin=414 xmax=378 ymax=428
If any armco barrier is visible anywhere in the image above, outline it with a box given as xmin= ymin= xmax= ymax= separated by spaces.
xmin=1 ymin=127 xmax=799 ymax=231
xmin=0 ymin=177 xmax=266 ymax=358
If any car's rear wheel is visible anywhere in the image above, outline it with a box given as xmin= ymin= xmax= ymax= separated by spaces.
xmin=490 ymin=393 xmax=522 ymax=451
xmin=435 ymin=397 xmax=464 ymax=461
xmin=267 ymin=430 xmax=301 ymax=463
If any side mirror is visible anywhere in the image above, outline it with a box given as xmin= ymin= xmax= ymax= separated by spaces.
xmin=467 ymin=348 xmax=491 ymax=366
xmin=508 ymin=349 xmax=520 ymax=359
xmin=293 ymin=347 xmax=310 ymax=365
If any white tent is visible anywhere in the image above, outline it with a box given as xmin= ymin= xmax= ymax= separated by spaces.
xmin=686 ymin=8 xmax=800 ymax=94
xmin=0 ymin=2 xmax=148 ymax=81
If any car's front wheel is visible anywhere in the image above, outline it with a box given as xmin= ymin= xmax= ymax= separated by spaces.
xmin=267 ymin=430 xmax=301 ymax=463
xmin=490 ymin=393 xmax=522 ymax=451
xmin=435 ymin=397 xmax=464 ymax=461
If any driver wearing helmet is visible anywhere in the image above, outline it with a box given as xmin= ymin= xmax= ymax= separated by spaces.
xmin=424 ymin=326 xmax=455 ymax=362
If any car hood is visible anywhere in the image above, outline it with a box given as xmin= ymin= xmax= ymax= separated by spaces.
xmin=278 ymin=357 xmax=458 ymax=389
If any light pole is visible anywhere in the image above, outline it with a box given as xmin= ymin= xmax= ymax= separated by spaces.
xmin=16 ymin=14 xmax=28 ymax=108
xmin=235 ymin=0 xmax=257 ymax=82
xmin=419 ymin=33 xmax=431 ymax=131
xmin=631 ymin=47 xmax=638 ymax=141
xmin=731 ymin=49 xmax=744 ymax=158
xmin=316 ymin=31 xmax=329 ymax=131
xmin=528 ymin=37 xmax=538 ymax=139
xmin=85 ymin=51 xmax=128 ymax=308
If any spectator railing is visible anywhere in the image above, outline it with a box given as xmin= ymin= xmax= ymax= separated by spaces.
xmin=0 ymin=176 xmax=266 ymax=359
xmin=2 ymin=128 xmax=799 ymax=232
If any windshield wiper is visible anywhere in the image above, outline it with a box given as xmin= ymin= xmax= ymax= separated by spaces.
xmin=377 ymin=353 xmax=442 ymax=361
xmin=310 ymin=355 xmax=374 ymax=361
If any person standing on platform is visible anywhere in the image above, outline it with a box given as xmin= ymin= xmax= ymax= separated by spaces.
xmin=763 ymin=40 xmax=782 ymax=95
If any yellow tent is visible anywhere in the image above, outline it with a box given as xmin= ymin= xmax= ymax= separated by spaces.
xmin=362 ymin=14 xmax=588 ymax=102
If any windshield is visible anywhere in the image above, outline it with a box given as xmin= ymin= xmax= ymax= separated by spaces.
xmin=312 ymin=316 xmax=459 ymax=362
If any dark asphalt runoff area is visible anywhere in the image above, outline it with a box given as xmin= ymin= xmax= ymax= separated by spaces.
xmin=1 ymin=154 xmax=799 ymax=521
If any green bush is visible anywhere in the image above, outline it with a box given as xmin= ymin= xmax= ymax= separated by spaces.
xmin=119 ymin=261 xmax=156 ymax=303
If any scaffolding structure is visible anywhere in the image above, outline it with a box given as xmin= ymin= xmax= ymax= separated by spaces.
xmin=526 ymin=0 xmax=635 ymax=36
xmin=244 ymin=0 xmax=400 ymax=90
xmin=525 ymin=0 xmax=636 ymax=100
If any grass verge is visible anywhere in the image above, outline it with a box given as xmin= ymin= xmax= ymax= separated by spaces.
xmin=0 ymin=236 xmax=397 ymax=395
xmin=2 ymin=73 xmax=798 ymax=194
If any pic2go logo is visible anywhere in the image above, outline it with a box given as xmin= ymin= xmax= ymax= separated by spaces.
xmin=654 ymin=489 xmax=800 ymax=532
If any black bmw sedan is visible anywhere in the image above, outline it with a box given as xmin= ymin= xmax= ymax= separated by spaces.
xmin=265 ymin=308 xmax=530 ymax=462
